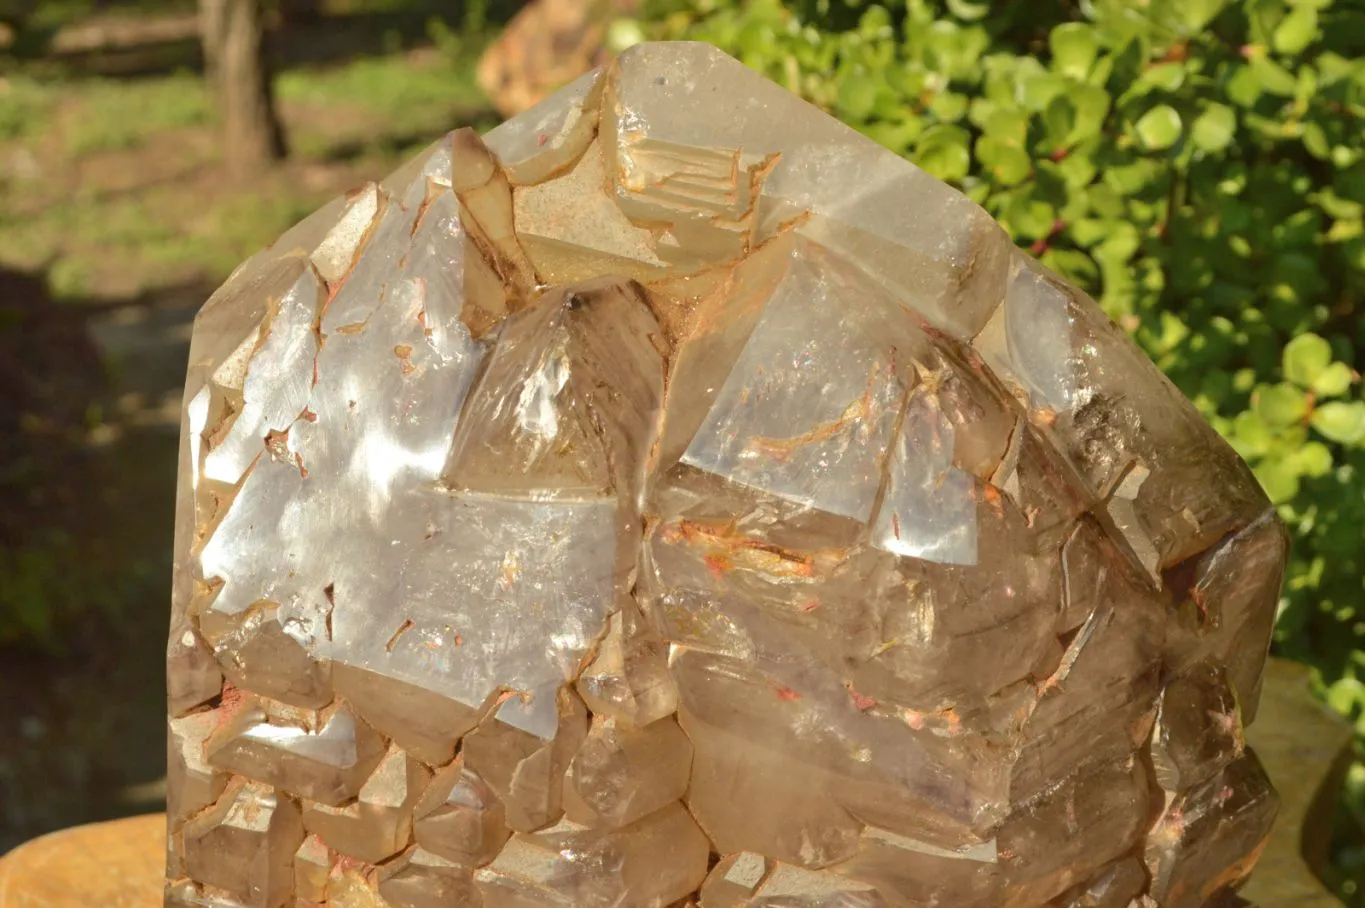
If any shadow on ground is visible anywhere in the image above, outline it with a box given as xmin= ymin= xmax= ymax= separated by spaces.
xmin=0 ymin=265 xmax=209 ymax=852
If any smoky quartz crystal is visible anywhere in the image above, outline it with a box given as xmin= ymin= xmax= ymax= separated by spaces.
xmin=165 ymin=42 xmax=1285 ymax=908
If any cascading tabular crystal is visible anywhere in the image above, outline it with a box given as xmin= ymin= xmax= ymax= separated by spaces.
xmin=165 ymin=41 xmax=1285 ymax=908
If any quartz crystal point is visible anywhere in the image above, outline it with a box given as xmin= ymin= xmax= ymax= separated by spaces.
xmin=473 ymin=806 xmax=710 ymax=906
xmin=166 ymin=41 xmax=1286 ymax=906
xmin=301 ymin=743 xmax=431 ymax=863
xmin=411 ymin=755 xmax=512 ymax=866
xmin=182 ymin=779 xmax=303 ymax=908
xmin=562 ymin=712 xmax=693 ymax=829
xmin=378 ymin=847 xmax=481 ymax=907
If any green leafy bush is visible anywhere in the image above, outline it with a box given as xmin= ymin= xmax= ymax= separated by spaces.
xmin=626 ymin=0 xmax=1365 ymax=893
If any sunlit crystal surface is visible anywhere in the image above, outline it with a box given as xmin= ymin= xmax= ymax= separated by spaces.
xmin=167 ymin=41 xmax=1285 ymax=907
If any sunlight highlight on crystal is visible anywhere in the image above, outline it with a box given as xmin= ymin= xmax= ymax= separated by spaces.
xmin=166 ymin=41 xmax=1285 ymax=908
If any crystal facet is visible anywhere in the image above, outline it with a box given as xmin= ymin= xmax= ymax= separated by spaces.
xmin=181 ymin=779 xmax=304 ymax=907
xmin=167 ymin=41 xmax=1285 ymax=906
xmin=411 ymin=755 xmax=512 ymax=867
xmin=301 ymin=743 xmax=430 ymax=863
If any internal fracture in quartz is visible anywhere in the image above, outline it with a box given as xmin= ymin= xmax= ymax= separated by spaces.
xmin=166 ymin=42 xmax=1286 ymax=908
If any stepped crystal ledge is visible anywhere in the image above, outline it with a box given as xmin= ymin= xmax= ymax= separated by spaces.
xmin=165 ymin=41 xmax=1285 ymax=908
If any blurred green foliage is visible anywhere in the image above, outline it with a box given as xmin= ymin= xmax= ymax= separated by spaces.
xmin=627 ymin=0 xmax=1365 ymax=893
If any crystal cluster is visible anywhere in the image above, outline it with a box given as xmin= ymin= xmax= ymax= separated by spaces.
xmin=165 ymin=42 xmax=1285 ymax=908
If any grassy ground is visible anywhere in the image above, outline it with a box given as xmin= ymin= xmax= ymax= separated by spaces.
xmin=0 ymin=44 xmax=493 ymax=300
xmin=0 ymin=25 xmax=498 ymax=851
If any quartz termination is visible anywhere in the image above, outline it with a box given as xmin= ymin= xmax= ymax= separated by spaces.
xmin=166 ymin=42 xmax=1285 ymax=908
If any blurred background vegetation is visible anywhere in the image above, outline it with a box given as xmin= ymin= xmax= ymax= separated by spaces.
xmin=1 ymin=0 xmax=1363 ymax=899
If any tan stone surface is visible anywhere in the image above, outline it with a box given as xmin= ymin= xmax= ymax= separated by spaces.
xmin=0 ymin=813 xmax=163 ymax=908
xmin=1241 ymin=659 xmax=1352 ymax=907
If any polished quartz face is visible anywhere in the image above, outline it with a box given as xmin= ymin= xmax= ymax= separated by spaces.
xmin=165 ymin=42 xmax=1285 ymax=908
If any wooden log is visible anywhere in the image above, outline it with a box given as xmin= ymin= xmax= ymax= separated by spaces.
xmin=46 ymin=13 xmax=201 ymax=55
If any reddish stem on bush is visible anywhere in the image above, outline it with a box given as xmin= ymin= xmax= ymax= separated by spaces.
xmin=1030 ymin=219 xmax=1067 ymax=257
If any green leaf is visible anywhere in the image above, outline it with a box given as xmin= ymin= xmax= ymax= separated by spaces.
xmin=1232 ymin=409 xmax=1273 ymax=458
xmin=976 ymin=135 xmax=1032 ymax=186
xmin=1044 ymin=95 xmax=1076 ymax=148
xmin=1250 ymin=56 xmax=1298 ymax=96
xmin=1106 ymin=37 xmax=1146 ymax=92
xmin=1086 ymin=183 xmax=1125 ymax=219
xmin=1312 ymin=362 xmax=1355 ymax=398
xmin=1326 ymin=677 xmax=1365 ymax=716
xmin=929 ymin=90 xmax=969 ymax=122
xmin=1050 ymin=23 xmax=1098 ymax=80
xmin=1226 ymin=64 xmax=1263 ymax=108
xmin=1095 ymin=222 xmax=1141 ymax=264
xmin=1191 ymin=103 xmax=1236 ymax=153
xmin=1000 ymin=188 xmax=1057 ymax=240
xmin=1283 ymin=333 xmax=1333 ymax=387
xmin=1041 ymin=249 xmax=1098 ymax=287
xmin=1253 ymin=457 xmax=1300 ymax=504
xmin=1056 ymin=149 xmax=1098 ymax=188
xmin=1293 ymin=441 xmax=1334 ymax=478
xmin=983 ymin=107 xmax=1029 ymax=146
xmin=837 ymin=75 xmax=878 ymax=121
xmin=914 ymin=124 xmax=972 ymax=183
xmin=1070 ymin=218 xmax=1110 ymax=248
xmin=946 ymin=0 xmax=990 ymax=21
xmin=1021 ymin=71 xmax=1069 ymax=112
xmin=1181 ymin=0 xmax=1228 ymax=31
xmin=923 ymin=20 xmax=990 ymax=80
xmin=1311 ymin=401 xmax=1365 ymax=444
xmin=1246 ymin=0 xmax=1284 ymax=46
xmin=1140 ymin=63 xmax=1187 ymax=93
xmin=859 ymin=4 xmax=893 ymax=35
xmin=1136 ymin=105 xmax=1182 ymax=150
xmin=1302 ymin=120 xmax=1330 ymax=160
xmin=1272 ymin=6 xmax=1318 ymax=55
xmin=1294 ymin=63 xmax=1318 ymax=104
xmin=1255 ymin=382 xmax=1310 ymax=428
xmin=968 ymin=97 xmax=1000 ymax=130
xmin=1070 ymin=85 xmax=1111 ymax=142
xmin=863 ymin=117 xmax=924 ymax=154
